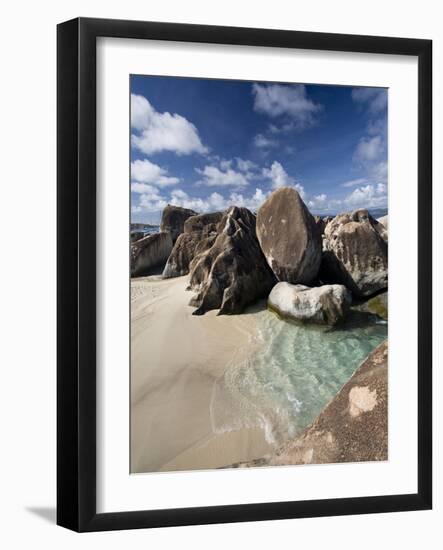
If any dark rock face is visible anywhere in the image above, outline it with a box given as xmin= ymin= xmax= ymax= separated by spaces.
xmin=183 ymin=211 xmax=223 ymax=235
xmin=256 ymin=187 xmax=322 ymax=284
xmin=320 ymin=209 xmax=388 ymax=297
xmin=130 ymin=231 xmax=145 ymax=243
xmin=188 ymin=206 xmax=276 ymax=315
xmin=268 ymin=282 xmax=351 ymax=326
xmin=353 ymin=290 xmax=388 ymax=320
xmin=163 ymin=212 xmax=223 ymax=278
xmin=131 ymin=231 xmax=173 ymax=277
xmin=314 ymin=215 xmax=326 ymax=236
xmin=234 ymin=340 xmax=388 ymax=467
xmin=160 ymin=205 xmax=197 ymax=242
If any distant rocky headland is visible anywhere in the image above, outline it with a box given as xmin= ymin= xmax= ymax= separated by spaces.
xmin=130 ymin=186 xmax=388 ymax=467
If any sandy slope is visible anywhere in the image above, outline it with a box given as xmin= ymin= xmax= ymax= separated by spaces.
xmin=130 ymin=275 xmax=272 ymax=473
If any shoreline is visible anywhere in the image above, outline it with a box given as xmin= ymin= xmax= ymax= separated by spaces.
xmin=130 ymin=275 xmax=273 ymax=473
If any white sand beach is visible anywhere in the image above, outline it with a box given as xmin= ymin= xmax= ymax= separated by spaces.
xmin=130 ymin=275 xmax=273 ymax=473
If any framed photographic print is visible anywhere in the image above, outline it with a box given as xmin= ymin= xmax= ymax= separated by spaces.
xmin=57 ymin=17 xmax=432 ymax=531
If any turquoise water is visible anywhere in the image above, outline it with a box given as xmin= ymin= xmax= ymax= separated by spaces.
xmin=210 ymin=308 xmax=387 ymax=447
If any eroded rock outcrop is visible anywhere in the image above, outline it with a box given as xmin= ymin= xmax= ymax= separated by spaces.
xmin=268 ymin=282 xmax=351 ymax=326
xmin=131 ymin=231 xmax=173 ymax=277
xmin=353 ymin=290 xmax=388 ymax=320
xmin=163 ymin=212 xmax=223 ymax=278
xmin=256 ymin=187 xmax=322 ymax=284
xmin=160 ymin=205 xmax=197 ymax=242
xmin=130 ymin=231 xmax=145 ymax=243
xmin=188 ymin=206 xmax=276 ymax=315
xmin=234 ymin=340 xmax=388 ymax=467
xmin=320 ymin=209 xmax=388 ymax=297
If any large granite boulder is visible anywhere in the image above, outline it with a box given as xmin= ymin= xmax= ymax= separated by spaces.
xmin=320 ymin=209 xmax=388 ymax=297
xmin=163 ymin=212 xmax=223 ymax=278
xmin=234 ymin=340 xmax=388 ymax=468
xmin=183 ymin=211 xmax=223 ymax=234
xmin=377 ymin=215 xmax=388 ymax=230
xmin=376 ymin=215 xmax=388 ymax=243
xmin=188 ymin=206 xmax=276 ymax=315
xmin=256 ymin=187 xmax=322 ymax=284
xmin=131 ymin=231 xmax=173 ymax=277
xmin=268 ymin=282 xmax=351 ymax=326
xmin=160 ymin=204 xmax=197 ymax=242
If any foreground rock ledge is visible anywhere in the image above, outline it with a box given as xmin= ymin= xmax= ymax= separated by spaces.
xmin=268 ymin=282 xmax=351 ymax=326
xmin=233 ymin=340 xmax=388 ymax=467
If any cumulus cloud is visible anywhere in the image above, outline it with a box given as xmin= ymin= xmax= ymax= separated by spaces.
xmin=307 ymin=194 xmax=327 ymax=209
xmin=254 ymin=133 xmax=278 ymax=149
xmin=131 ymin=182 xmax=161 ymax=194
xmin=132 ymin=186 xmax=272 ymax=215
xmin=136 ymin=186 xmax=169 ymax=212
xmin=262 ymin=161 xmax=305 ymax=197
xmin=351 ymin=87 xmax=387 ymax=114
xmin=344 ymin=183 xmax=387 ymax=209
xmin=131 ymin=94 xmax=208 ymax=156
xmin=252 ymin=83 xmax=322 ymax=129
xmin=371 ymin=161 xmax=387 ymax=183
xmin=341 ymin=177 xmax=369 ymax=188
xmin=353 ymin=135 xmax=384 ymax=165
xmin=196 ymin=165 xmax=250 ymax=188
xmin=236 ymin=158 xmax=258 ymax=173
xmin=131 ymin=159 xmax=180 ymax=186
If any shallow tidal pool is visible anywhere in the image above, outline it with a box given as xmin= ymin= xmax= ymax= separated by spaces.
xmin=210 ymin=307 xmax=388 ymax=448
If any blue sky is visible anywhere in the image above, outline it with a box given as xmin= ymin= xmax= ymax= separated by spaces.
xmin=130 ymin=75 xmax=387 ymax=224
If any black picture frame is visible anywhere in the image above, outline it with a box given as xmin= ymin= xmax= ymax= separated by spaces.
xmin=57 ymin=17 xmax=432 ymax=532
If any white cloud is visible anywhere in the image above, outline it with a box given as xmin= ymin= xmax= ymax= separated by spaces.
xmin=262 ymin=161 xmax=305 ymax=197
xmin=307 ymin=194 xmax=327 ymax=209
xmin=371 ymin=161 xmax=388 ymax=183
xmin=131 ymin=159 xmax=180 ymax=187
xmin=351 ymin=87 xmax=387 ymax=114
xmin=252 ymin=83 xmax=322 ymax=129
xmin=132 ymin=185 xmax=273 ymax=216
xmin=219 ymin=159 xmax=233 ymax=170
xmin=353 ymin=135 xmax=384 ymax=165
xmin=131 ymin=94 xmax=208 ymax=156
xmin=170 ymin=189 xmax=228 ymax=212
xmin=254 ymin=133 xmax=277 ymax=149
xmin=341 ymin=177 xmax=369 ymax=188
xmin=344 ymin=183 xmax=387 ymax=209
xmin=196 ymin=165 xmax=250 ymax=188
xmin=236 ymin=158 xmax=257 ymax=173
xmin=136 ymin=186 xmax=169 ymax=212
xmin=228 ymin=188 xmax=270 ymax=212
xmin=131 ymin=182 xmax=160 ymax=194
